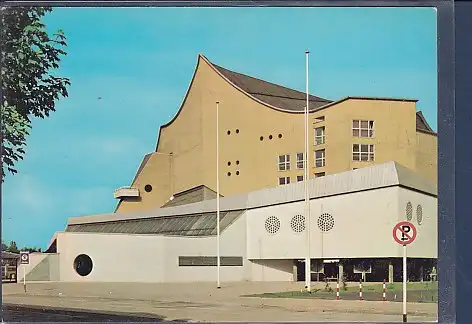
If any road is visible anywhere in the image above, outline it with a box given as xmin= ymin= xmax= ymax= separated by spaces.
xmin=2 ymin=281 xmax=438 ymax=322
xmin=2 ymin=304 xmax=172 ymax=322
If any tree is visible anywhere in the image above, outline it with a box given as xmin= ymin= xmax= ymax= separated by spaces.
xmin=1 ymin=6 xmax=70 ymax=181
xmin=6 ymin=241 xmax=19 ymax=253
xmin=21 ymin=246 xmax=42 ymax=253
xmin=1 ymin=241 xmax=8 ymax=251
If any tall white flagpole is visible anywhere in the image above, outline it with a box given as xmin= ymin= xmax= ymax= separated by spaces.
xmin=304 ymin=50 xmax=312 ymax=292
xmin=216 ymin=101 xmax=221 ymax=289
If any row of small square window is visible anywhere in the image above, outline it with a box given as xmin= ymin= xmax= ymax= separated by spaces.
xmin=279 ymin=172 xmax=326 ymax=185
xmin=313 ymin=120 xmax=375 ymax=146
xmin=278 ymin=144 xmax=375 ymax=171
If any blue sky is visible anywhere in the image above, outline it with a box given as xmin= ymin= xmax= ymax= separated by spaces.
xmin=2 ymin=7 xmax=437 ymax=249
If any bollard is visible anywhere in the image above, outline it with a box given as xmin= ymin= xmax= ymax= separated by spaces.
xmin=383 ymin=280 xmax=387 ymax=301
xmin=336 ymin=282 xmax=340 ymax=300
xmin=359 ymin=279 xmax=363 ymax=301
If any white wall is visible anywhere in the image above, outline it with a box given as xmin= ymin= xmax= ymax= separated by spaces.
xmin=17 ymin=253 xmax=48 ymax=281
xmin=55 ymin=213 xmax=250 ymax=282
xmin=161 ymin=213 xmax=251 ymax=282
xmin=57 ymin=232 xmax=166 ymax=282
xmin=396 ymin=187 xmax=437 ymax=258
xmin=250 ymin=259 xmax=294 ymax=281
xmin=247 ymin=187 xmax=437 ymax=260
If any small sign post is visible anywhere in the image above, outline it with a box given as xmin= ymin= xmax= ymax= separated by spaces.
xmin=392 ymin=221 xmax=417 ymax=323
xmin=20 ymin=251 xmax=30 ymax=293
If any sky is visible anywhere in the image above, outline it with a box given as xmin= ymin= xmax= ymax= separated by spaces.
xmin=1 ymin=7 xmax=437 ymax=249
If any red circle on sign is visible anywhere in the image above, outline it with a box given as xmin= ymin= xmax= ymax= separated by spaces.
xmin=392 ymin=221 xmax=417 ymax=245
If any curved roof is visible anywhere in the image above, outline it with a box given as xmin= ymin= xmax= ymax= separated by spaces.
xmin=154 ymin=54 xmax=435 ymax=152
xmin=207 ymin=58 xmax=332 ymax=112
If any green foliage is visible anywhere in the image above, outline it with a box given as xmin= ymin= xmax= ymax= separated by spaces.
xmin=1 ymin=6 xmax=70 ymax=181
xmin=6 ymin=241 xmax=19 ymax=253
xmin=324 ymin=280 xmax=334 ymax=292
xmin=21 ymin=246 xmax=42 ymax=252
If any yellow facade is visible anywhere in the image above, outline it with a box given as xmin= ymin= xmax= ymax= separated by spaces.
xmin=115 ymin=54 xmax=437 ymax=213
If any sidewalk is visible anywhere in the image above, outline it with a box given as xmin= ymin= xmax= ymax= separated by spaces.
xmin=2 ymin=281 xmax=438 ymax=322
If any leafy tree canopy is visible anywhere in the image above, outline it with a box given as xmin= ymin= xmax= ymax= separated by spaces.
xmin=1 ymin=6 xmax=70 ymax=181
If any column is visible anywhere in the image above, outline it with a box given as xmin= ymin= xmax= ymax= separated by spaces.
xmin=338 ymin=262 xmax=344 ymax=283
xmin=292 ymin=261 xmax=298 ymax=282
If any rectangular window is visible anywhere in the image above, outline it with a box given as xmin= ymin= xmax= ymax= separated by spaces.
xmin=352 ymin=120 xmax=375 ymax=138
xmin=179 ymin=256 xmax=243 ymax=267
xmin=314 ymin=149 xmax=326 ymax=168
xmin=279 ymin=177 xmax=291 ymax=185
xmin=297 ymin=175 xmax=304 ymax=182
xmin=296 ymin=153 xmax=305 ymax=169
xmin=278 ymin=154 xmax=291 ymax=171
xmin=315 ymin=172 xmax=325 ymax=178
xmin=314 ymin=126 xmax=325 ymax=145
xmin=352 ymin=144 xmax=375 ymax=161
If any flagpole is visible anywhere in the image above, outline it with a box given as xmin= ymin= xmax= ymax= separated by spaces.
xmin=304 ymin=50 xmax=312 ymax=292
xmin=216 ymin=101 xmax=221 ymax=289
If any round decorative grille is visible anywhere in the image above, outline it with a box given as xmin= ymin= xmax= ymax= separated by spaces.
xmin=317 ymin=213 xmax=335 ymax=232
xmin=265 ymin=216 xmax=281 ymax=234
xmin=417 ymin=205 xmax=423 ymax=225
xmin=290 ymin=214 xmax=306 ymax=233
xmin=406 ymin=202 xmax=413 ymax=221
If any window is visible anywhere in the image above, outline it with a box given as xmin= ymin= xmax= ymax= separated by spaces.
xmin=315 ymin=172 xmax=325 ymax=178
xmin=296 ymin=153 xmax=305 ymax=169
xmin=353 ymin=144 xmax=375 ymax=161
xmin=279 ymin=177 xmax=290 ymax=185
xmin=278 ymin=154 xmax=291 ymax=171
xmin=297 ymin=175 xmax=304 ymax=182
xmin=314 ymin=149 xmax=326 ymax=168
xmin=352 ymin=120 xmax=374 ymax=137
xmin=314 ymin=127 xmax=325 ymax=145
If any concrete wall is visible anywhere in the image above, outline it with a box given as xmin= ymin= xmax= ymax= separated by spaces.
xmin=161 ymin=213 xmax=250 ymax=282
xmin=17 ymin=253 xmax=60 ymax=282
xmin=56 ymin=232 xmax=166 ymax=282
xmin=250 ymin=259 xmax=294 ymax=281
xmin=397 ymin=187 xmax=437 ymax=258
xmin=56 ymin=213 xmax=250 ymax=282
xmin=246 ymin=186 xmax=437 ymax=260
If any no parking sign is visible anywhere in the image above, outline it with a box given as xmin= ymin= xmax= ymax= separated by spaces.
xmin=20 ymin=251 xmax=30 ymax=265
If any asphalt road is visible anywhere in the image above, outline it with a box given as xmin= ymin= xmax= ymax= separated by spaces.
xmin=1 ymin=304 xmax=181 ymax=322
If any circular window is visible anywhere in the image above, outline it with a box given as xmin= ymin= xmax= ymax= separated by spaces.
xmin=269 ymin=135 xmax=273 ymax=140
xmin=278 ymin=134 xmax=283 ymax=139
xmin=417 ymin=205 xmax=423 ymax=225
xmin=236 ymin=171 xmax=240 ymax=175
xmin=317 ymin=213 xmax=335 ymax=232
xmin=236 ymin=160 xmax=240 ymax=165
xmin=227 ymin=130 xmax=231 ymax=135
xmin=265 ymin=216 xmax=281 ymax=234
xmin=260 ymin=136 xmax=264 ymax=141
xmin=144 ymin=184 xmax=153 ymax=193
xmin=236 ymin=129 xmax=240 ymax=134
xmin=227 ymin=161 xmax=231 ymax=166
xmin=73 ymin=254 xmax=93 ymax=277
xmin=406 ymin=202 xmax=413 ymax=221
xmin=290 ymin=214 xmax=306 ymax=233
xmin=227 ymin=172 xmax=231 ymax=176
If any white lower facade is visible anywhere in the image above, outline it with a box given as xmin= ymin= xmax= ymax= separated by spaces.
xmin=25 ymin=185 xmax=437 ymax=283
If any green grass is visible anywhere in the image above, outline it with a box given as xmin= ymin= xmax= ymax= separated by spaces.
xmin=243 ymin=282 xmax=438 ymax=303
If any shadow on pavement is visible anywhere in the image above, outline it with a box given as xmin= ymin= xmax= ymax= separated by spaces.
xmin=2 ymin=304 xmax=190 ymax=322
